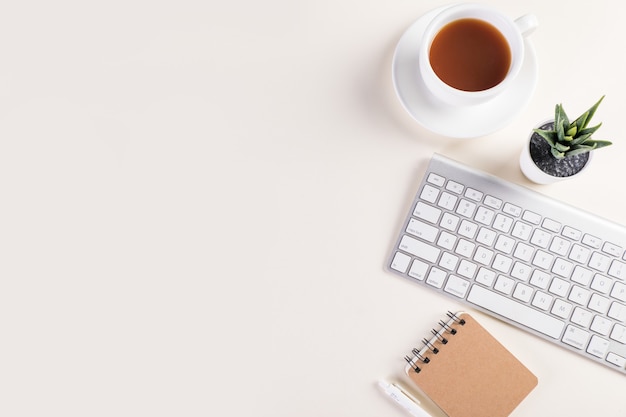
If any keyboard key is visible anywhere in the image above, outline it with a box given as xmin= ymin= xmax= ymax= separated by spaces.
xmin=427 ymin=172 xmax=445 ymax=187
xmin=425 ymin=267 xmax=446 ymax=289
xmin=532 ymin=250 xmax=554 ymax=270
xmin=562 ymin=226 xmax=582 ymax=240
xmin=569 ymin=244 xmax=591 ymax=264
xmin=529 ymin=270 xmax=551 ymax=290
xmin=542 ymin=218 xmax=561 ymax=233
xmin=610 ymin=324 xmax=626 ymax=344
xmin=582 ymin=234 xmax=602 ymax=249
xmin=438 ymin=192 xmax=458 ymax=210
xmin=588 ymin=293 xmax=611 ymax=314
xmin=513 ymin=242 xmax=534 ymax=262
xmin=474 ymin=207 xmax=495 ymax=226
xmin=512 ymin=283 xmax=533 ymax=303
xmin=569 ymin=286 xmax=592 ymax=306
xmin=445 ymin=180 xmax=464 ymax=194
xmin=473 ymin=247 xmax=494 ymax=266
xmin=475 ymin=267 xmax=496 ymax=287
xmin=589 ymin=252 xmax=611 ymax=272
xmin=503 ymin=202 xmax=522 ymax=217
xmin=549 ymin=236 xmax=570 ymax=256
xmin=531 ymin=291 xmax=553 ymax=311
xmin=476 ymin=227 xmax=497 ymax=246
xmin=408 ymin=259 xmax=429 ymax=281
xmin=603 ymin=241 xmax=622 ymax=257
xmin=551 ymin=299 xmax=573 ymax=319
xmin=611 ymin=281 xmax=626 ymax=302
xmin=494 ymin=275 xmax=515 ymax=295
xmin=571 ymin=266 xmax=593 ymax=286
xmin=608 ymin=301 xmax=626 ymax=322
xmin=454 ymin=239 xmax=475 ymax=258
xmin=464 ymin=187 xmax=483 ymax=201
xmin=494 ymin=235 xmax=515 ymax=254
xmin=606 ymin=352 xmax=626 ymax=368
xmin=590 ymin=274 xmax=613 ymax=294
xmin=457 ymin=259 xmax=478 ymax=279
xmin=483 ymin=195 xmax=502 ymax=210
xmin=511 ymin=261 xmax=532 ymax=282
xmin=571 ymin=307 xmax=593 ymax=328
xmin=511 ymin=221 xmax=532 ymax=240
xmin=587 ymin=335 xmax=610 ymax=358
xmin=590 ymin=316 xmax=612 ymax=336
xmin=420 ymin=184 xmax=440 ymax=204
xmin=493 ymin=213 xmax=513 ymax=233
xmin=456 ymin=199 xmax=477 ymax=218
xmin=439 ymin=252 xmax=459 ymax=271
xmin=552 ymin=258 xmax=573 ymax=278
xmin=406 ymin=218 xmax=438 ymax=242
xmin=608 ymin=259 xmax=626 ymax=280
xmin=548 ymin=277 xmax=570 ymax=297
xmin=522 ymin=210 xmax=541 ymax=225
xmin=458 ymin=219 xmax=478 ymax=239
xmin=436 ymin=231 xmax=457 ymax=250
xmin=530 ymin=229 xmax=551 ymax=249
xmin=391 ymin=252 xmax=411 ymax=273
xmin=440 ymin=212 xmax=460 ymax=231
xmin=467 ymin=285 xmax=564 ymax=338
xmin=413 ymin=202 xmax=441 ymax=224
xmin=399 ymin=235 xmax=440 ymax=263
xmin=492 ymin=254 xmax=513 ymax=273
xmin=444 ymin=275 xmax=470 ymax=298
xmin=562 ymin=325 xmax=590 ymax=350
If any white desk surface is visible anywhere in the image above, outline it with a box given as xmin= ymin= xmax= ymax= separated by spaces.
xmin=2 ymin=1 xmax=625 ymax=416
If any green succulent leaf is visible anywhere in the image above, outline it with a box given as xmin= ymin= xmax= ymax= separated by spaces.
xmin=554 ymin=103 xmax=569 ymax=130
xmin=533 ymin=128 xmax=557 ymax=147
xmin=574 ymin=96 xmax=604 ymax=130
xmin=585 ymin=139 xmax=613 ymax=149
xmin=565 ymin=144 xmax=596 ymax=156
xmin=555 ymin=142 xmax=570 ymax=152
xmin=550 ymin=147 xmax=565 ymax=159
xmin=574 ymin=112 xmax=589 ymax=134
xmin=539 ymin=96 xmax=612 ymax=157
xmin=570 ymin=123 xmax=602 ymax=145
xmin=569 ymin=143 xmax=596 ymax=150
xmin=566 ymin=125 xmax=577 ymax=137
xmin=555 ymin=117 xmax=566 ymax=142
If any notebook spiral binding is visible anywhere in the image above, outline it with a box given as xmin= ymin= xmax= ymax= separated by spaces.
xmin=404 ymin=311 xmax=466 ymax=373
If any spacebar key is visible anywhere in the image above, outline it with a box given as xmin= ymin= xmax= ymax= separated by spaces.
xmin=467 ymin=286 xmax=565 ymax=339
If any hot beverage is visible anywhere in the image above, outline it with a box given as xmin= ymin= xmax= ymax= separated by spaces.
xmin=429 ymin=18 xmax=511 ymax=92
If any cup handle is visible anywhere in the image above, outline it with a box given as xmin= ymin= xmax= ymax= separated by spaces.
xmin=515 ymin=14 xmax=539 ymax=37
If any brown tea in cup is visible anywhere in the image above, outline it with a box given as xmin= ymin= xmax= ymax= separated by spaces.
xmin=429 ymin=18 xmax=511 ymax=92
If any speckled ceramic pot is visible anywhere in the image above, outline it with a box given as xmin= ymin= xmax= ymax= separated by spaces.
xmin=519 ymin=120 xmax=592 ymax=184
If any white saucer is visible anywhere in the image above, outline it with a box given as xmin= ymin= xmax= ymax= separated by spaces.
xmin=392 ymin=7 xmax=538 ymax=139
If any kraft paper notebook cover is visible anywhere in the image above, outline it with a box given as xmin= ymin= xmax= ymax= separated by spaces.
xmin=404 ymin=312 xmax=537 ymax=417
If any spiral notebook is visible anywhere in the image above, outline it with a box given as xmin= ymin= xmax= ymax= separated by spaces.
xmin=404 ymin=312 xmax=537 ymax=417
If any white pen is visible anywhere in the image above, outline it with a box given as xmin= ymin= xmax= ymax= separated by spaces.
xmin=377 ymin=380 xmax=433 ymax=417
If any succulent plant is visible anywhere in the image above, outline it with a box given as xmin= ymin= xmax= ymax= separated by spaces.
xmin=533 ymin=96 xmax=612 ymax=160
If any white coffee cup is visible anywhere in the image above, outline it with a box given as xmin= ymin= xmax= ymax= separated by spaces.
xmin=419 ymin=3 xmax=538 ymax=107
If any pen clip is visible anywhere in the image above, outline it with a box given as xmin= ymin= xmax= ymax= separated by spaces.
xmin=378 ymin=380 xmax=432 ymax=417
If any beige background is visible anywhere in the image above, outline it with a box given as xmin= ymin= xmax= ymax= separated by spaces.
xmin=0 ymin=0 xmax=624 ymax=416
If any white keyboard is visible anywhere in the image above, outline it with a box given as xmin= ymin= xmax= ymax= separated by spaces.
xmin=387 ymin=153 xmax=626 ymax=375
